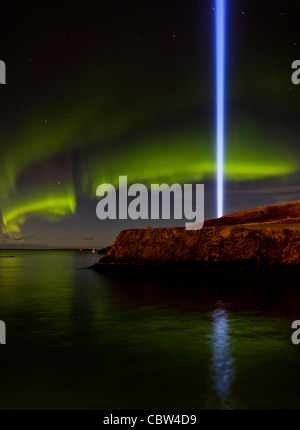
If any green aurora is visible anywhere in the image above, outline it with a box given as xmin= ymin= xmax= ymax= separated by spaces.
xmin=1 ymin=111 xmax=297 ymax=236
xmin=0 ymin=2 xmax=298 ymax=240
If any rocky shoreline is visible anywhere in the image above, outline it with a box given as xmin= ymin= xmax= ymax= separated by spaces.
xmin=91 ymin=201 xmax=300 ymax=272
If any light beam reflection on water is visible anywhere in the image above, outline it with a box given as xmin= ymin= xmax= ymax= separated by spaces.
xmin=207 ymin=303 xmax=235 ymax=409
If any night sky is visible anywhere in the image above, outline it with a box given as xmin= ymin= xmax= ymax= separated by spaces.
xmin=0 ymin=0 xmax=299 ymax=248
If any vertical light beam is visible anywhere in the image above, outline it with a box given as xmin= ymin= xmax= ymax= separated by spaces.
xmin=215 ymin=0 xmax=226 ymax=218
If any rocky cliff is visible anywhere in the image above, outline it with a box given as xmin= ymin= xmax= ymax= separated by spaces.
xmin=93 ymin=201 xmax=300 ymax=271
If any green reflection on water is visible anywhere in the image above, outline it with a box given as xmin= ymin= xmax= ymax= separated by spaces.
xmin=0 ymin=251 xmax=299 ymax=409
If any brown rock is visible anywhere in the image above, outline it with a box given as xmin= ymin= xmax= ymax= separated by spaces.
xmin=97 ymin=245 xmax=112 ymax=255
xmin=94 ymin=201 xmax=300 ymax=270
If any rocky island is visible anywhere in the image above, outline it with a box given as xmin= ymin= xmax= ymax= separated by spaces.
xmin=92 ymin=201 xmax=300 ymax=273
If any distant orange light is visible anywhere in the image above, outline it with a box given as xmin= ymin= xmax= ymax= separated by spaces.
xmin=80 ymin=249 xmax=82 ymax=251
xmin=92 ymin=249 xmax=95 ymax=254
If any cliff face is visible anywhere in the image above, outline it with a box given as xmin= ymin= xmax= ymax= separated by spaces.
xmin=96 ymin=201 xmax=300 ymax=268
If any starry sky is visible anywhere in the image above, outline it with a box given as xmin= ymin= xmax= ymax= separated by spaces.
xmin=0 ymin=0 xmax=299 ymax=248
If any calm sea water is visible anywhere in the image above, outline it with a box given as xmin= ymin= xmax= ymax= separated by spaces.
xmin=0 ymin=249 xmax=300 ymax=409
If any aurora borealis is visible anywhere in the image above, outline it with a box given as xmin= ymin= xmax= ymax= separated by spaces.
xmin=0 ymin=0 xmax=299 ymax=247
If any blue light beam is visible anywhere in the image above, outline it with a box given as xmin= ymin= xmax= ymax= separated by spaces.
xmin=215 ymin=0 xmax=226 ymax=218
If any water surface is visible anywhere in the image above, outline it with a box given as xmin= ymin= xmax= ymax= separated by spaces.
xmin=0 ymin=250 xmax=299 ymax=409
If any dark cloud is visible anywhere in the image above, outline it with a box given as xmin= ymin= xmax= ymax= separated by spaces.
xmin=82 ymin=237 xmax=95 ymax=241
xmin=229 ymin=185 xmax=300 ymax=195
